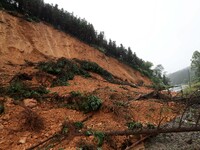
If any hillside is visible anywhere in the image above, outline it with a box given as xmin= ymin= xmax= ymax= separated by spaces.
xmin=168 ymin=67 xmax=195 ymax=85
xmin=0 ymin=11 xmax=150 ymax=85
xmin=0 ymin=11 xmax=181 ymax=150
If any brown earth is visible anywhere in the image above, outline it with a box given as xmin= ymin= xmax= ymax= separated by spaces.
xmin=0 ymin=11 xmax=150 ymax=85
xmin=0 ymin=11 xmax=179 ymax=150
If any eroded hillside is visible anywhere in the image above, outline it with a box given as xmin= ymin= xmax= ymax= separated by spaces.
xmin=0 ymin=11 xmax=181 ymax=150
xmin=0 ymin=11 xmax=150 ymax=85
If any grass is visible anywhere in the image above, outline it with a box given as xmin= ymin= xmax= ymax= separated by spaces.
xmin=183 ymin=81 xmax=200 ymax=95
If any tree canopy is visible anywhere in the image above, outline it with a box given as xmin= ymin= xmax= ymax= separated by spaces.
xmin=191 ymin=50 xmax=200 ymax=81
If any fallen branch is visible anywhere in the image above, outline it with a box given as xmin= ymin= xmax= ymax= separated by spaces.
xmin=125 ymin=135 xmax=152 ymax=150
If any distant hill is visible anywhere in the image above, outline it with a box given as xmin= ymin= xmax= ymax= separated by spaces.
xmin=168 ymin=67 xmax=195 ymax=85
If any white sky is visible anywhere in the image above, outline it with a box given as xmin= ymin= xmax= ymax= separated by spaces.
xmin=44 ymin=0 xmax=200 ymax=73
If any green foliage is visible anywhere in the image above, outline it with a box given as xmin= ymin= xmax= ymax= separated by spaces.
xmin=38 ymin=58 xmax=116 ymax=87
xmin=61 ymin=123 xmax=68 ymax=135
xmin=24 ymin=15 xmax=40 ymax=23
xmin=146 ymin=123 xmax=156 ymax=129
xmin=183 ymin=81 xmax=200 ymax=94
xmin=76 ymin=60 xmax=113 ymax=81
xmin=66 ymin=93 xmax=102 ymax=113
xmin=0 ymin=0 xmax=16 ymax=11
xmin=127 ymin=121 xmax=143 ymax=130
xmin=94 ymin=131 xmax=105 ymax=147
xmin=70 ymin=91 xmax=82 ymax=97
xmin=37 ymin=58 xmax=85 ymax=87
xmin=0 ymin=2 xmax=3 ymax=9
xmin=7 ymin=81 xmax=49 ymax=100
xmin=84 ymin=130 xmax=93 ymax=136
xmin=150 ymin=82 xmax=166 ymax=91
xmin=79 ymin=95 xmax=102 ymax=113
xmin=74 ymin=122 xmax=84 ymax=129
xmin=191 ymin=51 xmax=200 ymax=81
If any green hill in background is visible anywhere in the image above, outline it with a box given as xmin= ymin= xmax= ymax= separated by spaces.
xmin=168 ymin=67 xmax=195 ymax=85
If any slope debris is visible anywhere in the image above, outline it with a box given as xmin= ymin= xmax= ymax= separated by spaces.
xmin=0 ymin=10 xmax=193 ymax=150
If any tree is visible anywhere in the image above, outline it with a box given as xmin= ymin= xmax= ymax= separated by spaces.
xmin=162 ymin=72 xmax=170 ymax=85
xmin=153 ymin=64 xmax=164 ymax=79
xmin=191 ymin=50 xmax=200 ymax=81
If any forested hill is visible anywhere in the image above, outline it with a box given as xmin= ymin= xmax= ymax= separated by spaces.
xmin=168 ymin=67 xmax=195 ymax=85
xmin=0 ymin=0 xmax=154 ymax=79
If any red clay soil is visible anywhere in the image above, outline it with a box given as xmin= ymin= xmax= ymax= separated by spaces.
xmin=0 ymin=10 xmax=180 ymax=150
xmin=0 ymin=11 xmax=150 ymax=85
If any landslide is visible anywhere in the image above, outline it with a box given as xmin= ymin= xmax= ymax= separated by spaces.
xmin=0 ymin=11 xmax=179 ymax=150
xmin=0 ymin=11 xmax=150 ymax=85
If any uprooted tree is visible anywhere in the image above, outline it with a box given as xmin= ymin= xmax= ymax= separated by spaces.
xmin=25 ymin=89 xmax=200 ymax=150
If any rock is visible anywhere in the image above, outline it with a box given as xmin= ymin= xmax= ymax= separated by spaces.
xmin=186 ymin=139 xmax=193 ymax=145
xmin=23 ymin=99 xmax=37 ymax=108
xmin=44 ymin=133 xmax=49 ymax=137
xmin=2 ymin=114 xmax=10 ymax=120
xmin=0 ymin=124 xmax=4 ymax=130
xmin=18 ymin=137 xmax=27 ymax=144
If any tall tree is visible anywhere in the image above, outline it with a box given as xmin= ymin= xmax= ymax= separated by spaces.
xmin=191 ymin=50 xmax=200 ymax=81
xmin=154 ymin=64 xmax=164 ymax=79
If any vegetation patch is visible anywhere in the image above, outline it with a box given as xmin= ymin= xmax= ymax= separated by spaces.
xmin=21 ymin=108 xmax=44 ymax=132
xmin=37 ymin=58 xmax=116 ymax=87
xmin=75 ymin=59 xmax=114 ymax=82
xmin=66 ymin=92 xmax=102 ymax=113
xmin=146 ymin=123 xmax=156 ymax=129
xmin=94 ymin=131 xmax=105 ymax=147
xmin=126 ymin=121 xmax=143 ymax=130
xmin=37 ymin=58 xmax=84 ymax=87
xmin=7 ymin=80 xmax=49 ymax=100
xmin=74 ymin=121 xmax=84 ymax=129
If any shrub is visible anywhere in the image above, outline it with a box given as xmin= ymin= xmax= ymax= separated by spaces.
xmin=127 ymin=121 xmax=143 ymax=130
xmin=66 ymin=93 xmax=102 ymax=113
xmin=8 ymin=81 xmax=49 ymax=100
xmin=70 ymin=91 xmax=82 ymax=97
xmin=76 ymin=60 xmax=113 ymax=81
xmin=94 ymin=131 xmax=105 ymax=147
xmin=37 ymin=58 xmax=116 ymax=87
xmin=74 ymin=122 xmax=84 ymax=129
xmin=80 ymin=95 xmax=102 ymax=113
xmin=146 ymin=123 xmax=156 ymax=129
xmin=21 ymin=108 xmax=44 ymax=132
xmin=37 ymin=58 xmax=90 ymax=87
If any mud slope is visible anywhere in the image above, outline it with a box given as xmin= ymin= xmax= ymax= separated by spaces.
xmin=0 ymin=11 xmax=150 ymax=85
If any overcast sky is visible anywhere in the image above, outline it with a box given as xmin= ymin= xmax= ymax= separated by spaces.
xmin=44 ymin=0 xmax=200 ymax=73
